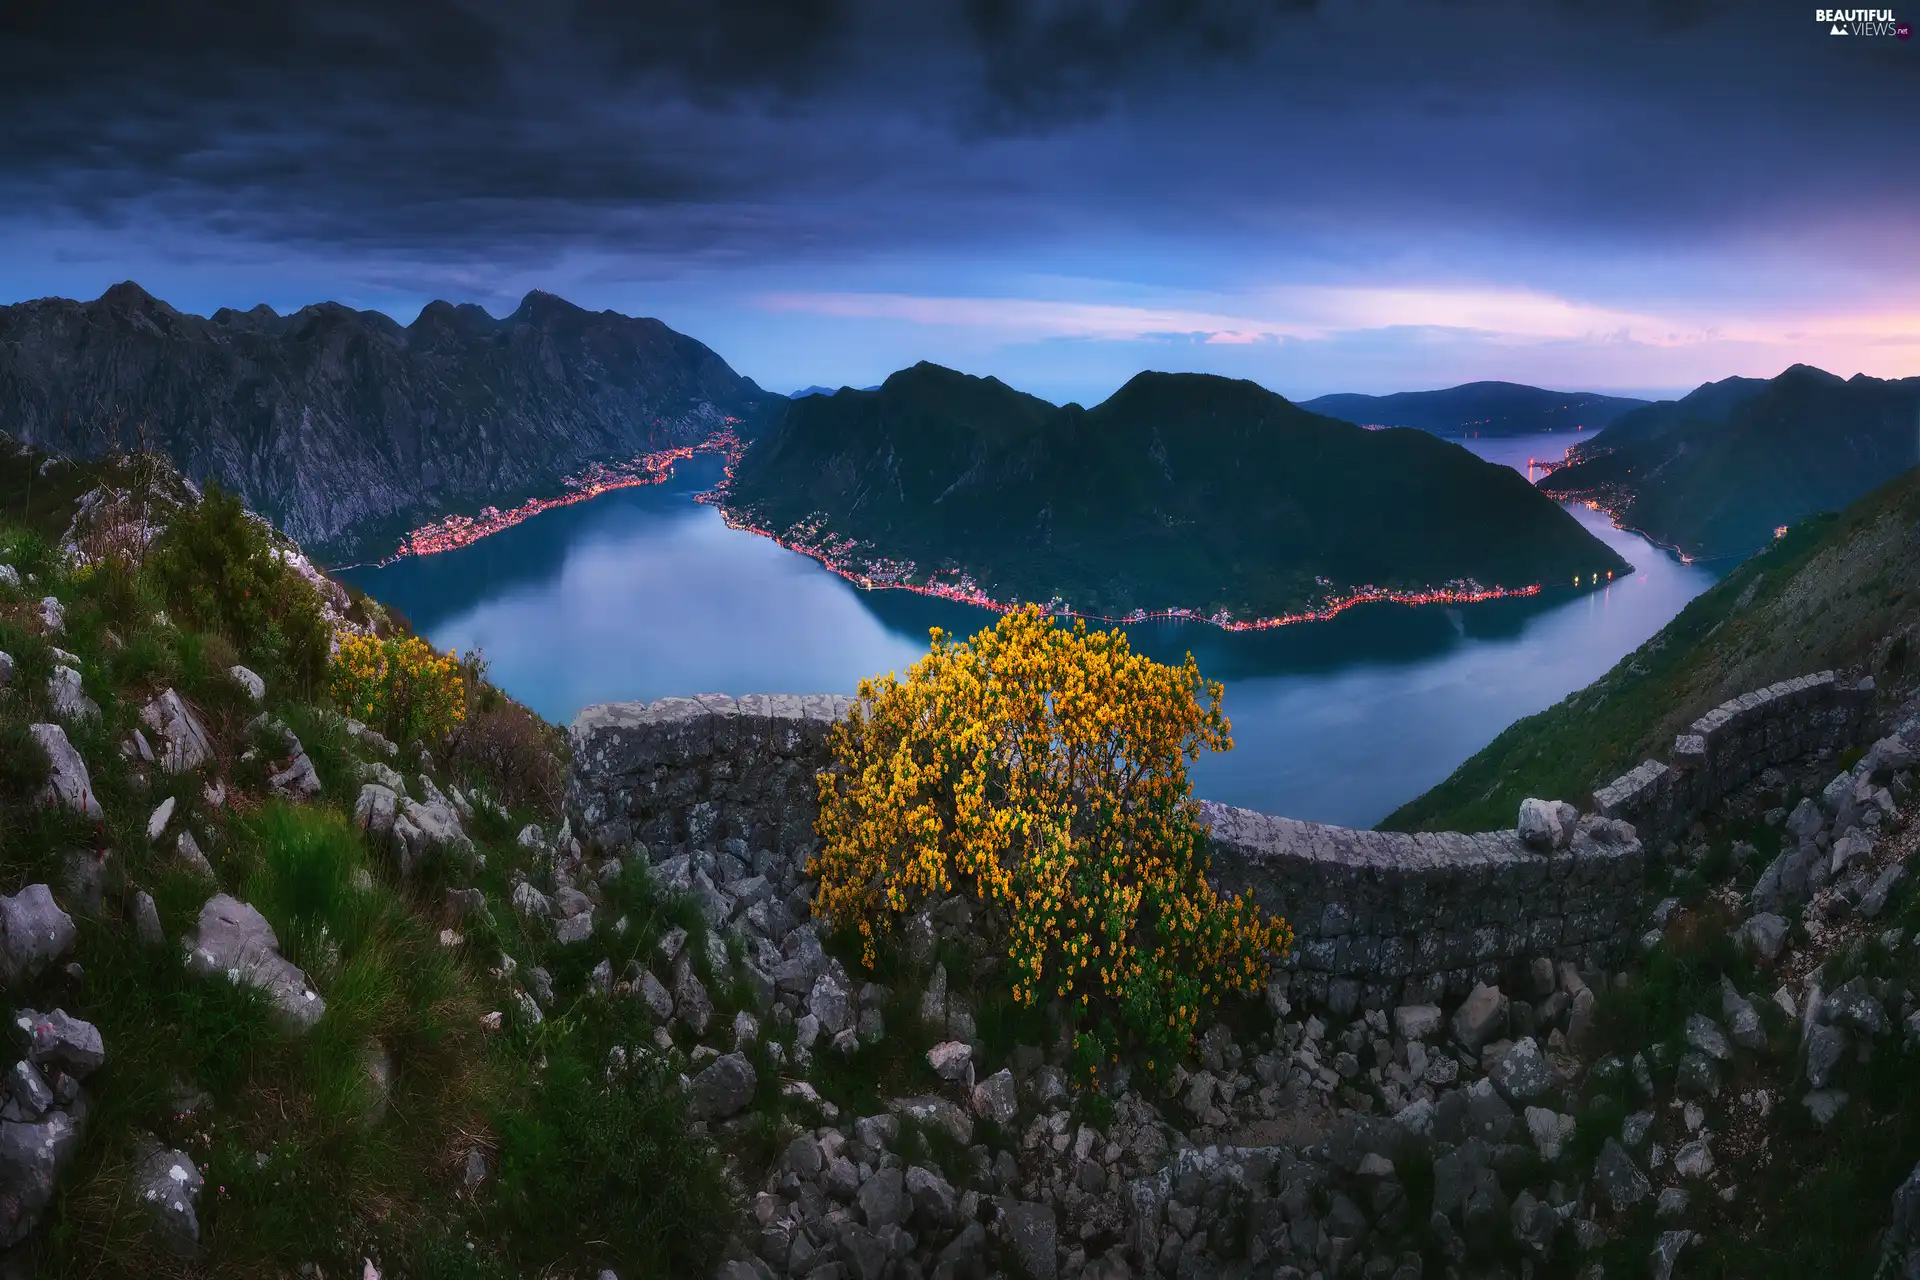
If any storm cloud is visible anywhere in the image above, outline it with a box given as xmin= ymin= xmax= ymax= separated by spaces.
xmin=2 ymin=0 xmax=1916 ymax=397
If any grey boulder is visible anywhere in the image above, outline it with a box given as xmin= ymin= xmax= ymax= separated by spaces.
xmin=133 ymin=1143 xmax=204 ymax=1256
xmin=140 ymin=690 xmax=214 ymax=774
xmin=29 ymin=723 xmax=102 ymax=818
xmin=0 ymin=884 xmax=77 ymax=984
xmin=184 ymin=894 xmax=327 ymax=1034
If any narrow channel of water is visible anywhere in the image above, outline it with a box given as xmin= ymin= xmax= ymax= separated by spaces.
xmin=342 ymin=432 xmax=1718 ymax=828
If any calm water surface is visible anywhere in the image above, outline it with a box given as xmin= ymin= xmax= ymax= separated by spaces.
xmin=342 ymin=432 xmax=1718 ymax=828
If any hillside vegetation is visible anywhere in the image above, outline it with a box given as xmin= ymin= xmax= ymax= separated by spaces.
xmin=1385 ymin=464 xmax=1920 ymax=834
xmin=1542 ymin=365 xmax=1920 ymax=561
xmin=0 ymin=438 xmax=749 ymax=1277
xmin=728 ymin=363 xmax=1628 ymax=621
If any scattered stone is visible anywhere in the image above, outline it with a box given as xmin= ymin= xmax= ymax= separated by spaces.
xmin=1453 ymin=983 xmax=1506 ymax=1052
xmin=0 ymin=883 xmax=78 ymax=984
xmin=147 ymin=796 xmax=177 ymax=844
xmin=688 ymin=1052 xmax=757 ymax=1121
xmin=1684 ymin=1013 xmax=1734 ymax=1062
xmin=1525 ymin=1106 xmax=1576 ymax=1161
xmin=133 ymin=1143 xmax=203 ymax=1255
xmin=971 ymin=1068 xmax=1018 ymax=1123
xmin=1651 ymin=1229 xmax=1696 ymax=1280
xmin=1805 ymin=1023 xmax=1850 ymax=1091
xmin=183 ymin=895 xmax=327 ymax=1034
xmin=1803 ymin=1089 xmax=1850 ymax=1126
xmin=928 ymin=1041 xmax=973 ymax=1084
xmin=228 ymin=665 xmax=266 ymax=704
xmin=47 ymin=665 xmax=100 ymax=723
xmin=1673 ymin=1139 xmax=1715 ymax=1178
xmin=140 ymin=690 xmax=214 ymax=774
xmin=1393 ymin=1004 xmax=1442 ymax=1041
xmin=0 ymin=1105 xmax=83 ymax=1247
xmin=999 ymin=1199 xmax=1058 ymax=1280
xmin=29 ymin=723 xmax=102 ymax=818
xmin=1491 ymin=1035 xmax=1552 ymax=1102
xmin=15 ymin=1009 xmax=103 ymax=1084
xmin=1596 ymin=1138 xmax=1652 ymax=1211
xmin=132 ymin=891 xmax=164 ymax=949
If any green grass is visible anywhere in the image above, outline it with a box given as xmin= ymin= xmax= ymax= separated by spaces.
xmin=0 ymin=449 xmax=744 ymax=1278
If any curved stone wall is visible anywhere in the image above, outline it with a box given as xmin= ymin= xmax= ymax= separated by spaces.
xmin=567 ymin=672 xmax=1874 ymax=1010
xmin=1591 ymin=670 xmax=1873 ymax=848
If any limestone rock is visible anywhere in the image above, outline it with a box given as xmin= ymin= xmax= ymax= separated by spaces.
xmin=928 ymin=1040 xmax=973 ymax=1084
xmin=689 ymin=1052 xmax=757 ymax=1120
xmin=349 ymin=793 xmax=399 ymax=866
xmin=1595 ymin=1138 xmax=1651 ymax=1211
xmin=1000 ymin=1198 xmax=1058 ymax=1280
xmin=47 ymin=666 xmax=100 ymax=723
xmin=1517 ymin=798 xmax=1568 ymax=852
xmin=133 ymin=1143 xmax=204 ymax=1256
xmin=971 ymin=1068 xmax=1018 ymax=1123
xmin=184 ymin=895 xmax=327 ymax=1034
xmin=1491 ymin=1035 xmax=1552 ymax=1103
xmin=140 ymin=690 xmax=214 ymax=774
xmin=132 ymin=891 xmax=164 ymax=949
xmin=1453 ymin=983 xmax=1506 ymax=1052
xmin=1736 ymin=912 xmax=1790 ymax=961
xmin=17 ymin=1008 xmax=106 ymax=1077
xmin=0 ymin=884 xmax=78 ymax=984
xmin=29 ymin=723 xmax=102 ymax=818
xmin=227 ymin=665 xmax=266 ymax=704
xmin=0 ymin=1106 xmax=84 ymax=1247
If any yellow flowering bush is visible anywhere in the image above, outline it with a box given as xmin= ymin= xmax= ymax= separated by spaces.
xmin=812 ymin=605 xmax=1292 ymax=1066
xmin=330 ymin=632 xmax=467 ymax=746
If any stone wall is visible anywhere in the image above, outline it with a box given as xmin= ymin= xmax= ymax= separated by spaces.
xmin=567 ymin=671 xmax=1876 ymax=1009
xmin=1200 ymin=802 xmax=1644 ymax=1011
xmin=568 ymin=693 xmax=855 ymax=856
xmin=1591 ymin=671 xmax=1874 ymax=849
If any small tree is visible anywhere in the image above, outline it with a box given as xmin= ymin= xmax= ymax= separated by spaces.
xmin=811 ymin=604 xmax=1292 ymax=1068
xmin=150 ymin=480 xmax=330 ymax=692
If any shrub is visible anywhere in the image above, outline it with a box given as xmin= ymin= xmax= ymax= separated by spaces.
xmin=150 ymin=481 xmax=330 ymax=693
xmin=811 ymin=604 xmax=1292 ymax=1066
xmin=448 ymin=651 xmax=565 ymax=811
xmin=330 ymin=632 xmax=467 ymax=748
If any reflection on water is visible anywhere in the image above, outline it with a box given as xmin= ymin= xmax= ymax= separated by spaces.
xmin=342 ymin=431 xmax=1719 ymax=828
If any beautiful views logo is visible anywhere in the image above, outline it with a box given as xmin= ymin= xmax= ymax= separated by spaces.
xmin=1816 ymin=7 xmax=1910 ymax=34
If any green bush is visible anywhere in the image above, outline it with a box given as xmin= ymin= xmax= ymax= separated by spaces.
xmin=150 ymin=481 xmax=329 ymax=695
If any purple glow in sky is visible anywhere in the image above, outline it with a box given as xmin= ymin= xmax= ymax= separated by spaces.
xmin=3 ymin=0 xmax=1916 ymax=402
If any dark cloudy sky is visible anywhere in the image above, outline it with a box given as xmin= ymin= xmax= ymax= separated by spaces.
xmin=2 ymin=0 xmax=1916 ymax=401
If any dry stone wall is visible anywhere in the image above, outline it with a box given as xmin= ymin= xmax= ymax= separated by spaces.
xmin=568 ymin=672 xmax=1877 ymax=1009
xmin=1200 ymin=802 xmax=1645 ymax=1010
xmin=1591 ymin=671 xmax=1874 ymax=849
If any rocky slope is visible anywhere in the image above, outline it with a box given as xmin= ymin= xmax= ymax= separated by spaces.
xmin=1540 ymin=365 xmax=1920 ymax=561
xmin=0 ymin=283 xmax=788 ymax=558
xmin=1300 ymin=382 xmax=1647 ymax=438
xmin=726 ymin=363 xmax=1629 ymax=621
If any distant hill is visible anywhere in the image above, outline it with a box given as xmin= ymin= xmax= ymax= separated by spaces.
xmin=0 ymin=283 xmax=788 ymax=556
xmin=1540 ymin=364 xmax=1920 ymax=560
xmin=1299 ymin=381 xmax=1648 ymax=437
xmin=1559 ymin=374 xmax=1768 ymax=465
xmin=790 ymin=384 xmax=879 ymax=398
xmin=726 ymin=362 xmax=1629 ymax=622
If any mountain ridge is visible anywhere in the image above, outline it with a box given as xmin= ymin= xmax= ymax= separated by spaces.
xmin=0 ymin=282 xmax=788 ymax=557
xmin=1540 ymin=364 xmax=1920 ymax=560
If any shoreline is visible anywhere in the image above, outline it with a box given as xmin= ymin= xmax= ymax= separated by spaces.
xmin=348 ymin=432 xmax=1632 ymax=632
